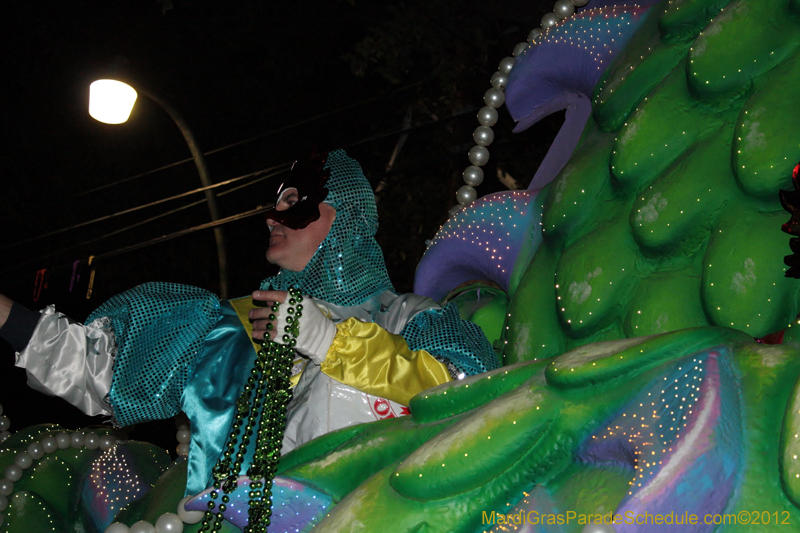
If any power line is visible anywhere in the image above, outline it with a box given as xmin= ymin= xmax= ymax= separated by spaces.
xmin=202 ymin=78 xmax=428 ymax=158
xmin=0 ymin=164 xmax=290 ymax=251
xmin=4 ymin=102 xmax=467 ymax=254
xmin=41 ymin=169 xmax=278 ymax=258
xmin=94 ymin=206 xmax=271 ymax=262
xmin=69 ymin=157 xmax=195 ymax=200
xmin=0 ymin=78 xmax=431 ymax=223
xmin=1 ymin=204 xmax=271 ymax=281
xmin=4 ymin=103 xmax=471 ymax=282
xmin=344 ymin=105 xmax=477 ymax=149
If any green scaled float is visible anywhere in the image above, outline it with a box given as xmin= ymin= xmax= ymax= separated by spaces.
xmin=5 ymin=0 xmax=800 ymax=532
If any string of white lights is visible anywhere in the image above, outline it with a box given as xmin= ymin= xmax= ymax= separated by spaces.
xmin=0 ymin=408 xmax=200 ymax=533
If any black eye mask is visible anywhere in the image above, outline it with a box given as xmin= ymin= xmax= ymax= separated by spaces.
xmin=265 ymin=154 xmax=330 ymax=230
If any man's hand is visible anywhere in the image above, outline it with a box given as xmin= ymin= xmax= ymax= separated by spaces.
xmin=249 ymin=290 xmax=288 ymax=341
xmin=248 ymin=290 xmax=337 ymax=363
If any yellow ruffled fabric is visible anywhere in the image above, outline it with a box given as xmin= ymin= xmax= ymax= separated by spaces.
xmin=321 ymin=317 xmax=452 ymax=405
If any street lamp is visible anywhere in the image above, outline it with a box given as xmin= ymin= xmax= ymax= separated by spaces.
xmin=88 ymin=79 xmax=229 ymax=298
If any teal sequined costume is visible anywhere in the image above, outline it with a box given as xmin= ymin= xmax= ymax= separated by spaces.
xmin=260 ymin=149 xmax=393 ymax=306
xmin=86 ymin=150 xmax=498 ymax=495
xmin=261 ymin=150 xmax=497 ymax=376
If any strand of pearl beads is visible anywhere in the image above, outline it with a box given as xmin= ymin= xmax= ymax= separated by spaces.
xmin=104 ymin=511 xmax=188 ymax=533
xmin=102 ymin=493 xmax=201 ymax=533
xmin=0 ymin=404 xmax=188 ymax=532
xmin=0 ymin=403 xmax=11 ymax=443
xmin=175 ymin=413 xmax=190 ymax=457
xmin=453 ymin=0 xmax=590 ymax=216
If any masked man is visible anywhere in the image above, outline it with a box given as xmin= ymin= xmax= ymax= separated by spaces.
xmin=0 ymin=149 xmax=499 ymax=497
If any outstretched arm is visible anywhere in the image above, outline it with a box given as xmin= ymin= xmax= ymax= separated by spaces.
xmin=0 ymin=294 xmax=114 ymax=416
xmin=6 ymin=283 xmax=223 ymax=423
xmin=0 ymin=295 xmax=43 ymax=353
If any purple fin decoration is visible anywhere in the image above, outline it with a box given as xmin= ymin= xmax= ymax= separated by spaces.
xmin=506 ymin=2 xmax=651 ymax=189
xmin=580 ymin=349 xmax=740 ymax=532
xmin=414 ymin=190 xmax=541 ymax=301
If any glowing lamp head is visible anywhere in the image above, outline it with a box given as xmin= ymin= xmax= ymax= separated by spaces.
xmin=89 ymin=79 xmax=138 ymax=124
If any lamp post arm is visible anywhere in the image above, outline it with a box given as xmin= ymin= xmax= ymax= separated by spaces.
xmin=141 ymin=91 xmax=229 ymax=298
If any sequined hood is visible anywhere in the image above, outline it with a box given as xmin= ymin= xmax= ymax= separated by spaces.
xmin=260 ymin=149 xmax=394 ymax=306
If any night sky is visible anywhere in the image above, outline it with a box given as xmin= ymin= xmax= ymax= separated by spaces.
xmin=3 ymin=1 xmax=416 ymax=309
xmin=0 ymin=0 xmax=557 ymax=441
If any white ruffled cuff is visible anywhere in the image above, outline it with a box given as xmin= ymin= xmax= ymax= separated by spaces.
xmin=274 ymin=298 xmax=336 ymax=365
xmin=15 ymin=306 xmax=115 ymax=417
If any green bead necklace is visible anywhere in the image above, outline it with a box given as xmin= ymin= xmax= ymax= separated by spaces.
xmin=200 ymin=288 xmax=302 ymax=533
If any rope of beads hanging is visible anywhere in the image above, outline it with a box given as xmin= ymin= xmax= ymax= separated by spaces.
xmin=452 ymin=0 xmax=590 ymax=215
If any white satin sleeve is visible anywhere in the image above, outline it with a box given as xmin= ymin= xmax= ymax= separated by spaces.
xmin=14 ymin=305 xmax=115 ymax=416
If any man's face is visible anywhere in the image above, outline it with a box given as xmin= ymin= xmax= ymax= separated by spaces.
xmin=266 ymin=188 xmax=336 ymax=272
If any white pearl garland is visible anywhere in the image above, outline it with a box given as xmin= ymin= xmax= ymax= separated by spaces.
xmin=0 ymin=403 xmax=11 ymax=443
xmin=175 ymin=413 xmax=190 ymax=457
xmin=454 ymin=0 xmax=591 ymax=214
xmin=177 ymin=496 xmax=204 ymax=524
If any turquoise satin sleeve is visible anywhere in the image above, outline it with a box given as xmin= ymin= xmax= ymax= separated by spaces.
xmin=91 ymin=282 xmax=221 ymax=427
xmin=182 ymin=300 xmax=257 ymax=496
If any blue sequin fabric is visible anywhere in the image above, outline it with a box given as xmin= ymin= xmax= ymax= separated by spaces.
xmin=261 ymin=149 xmax=394 ymax=307
xmin=86 ymin=282 xmax=221 ymax=427
xmin=263 ymin=149 xmax=498 ymax=376
xmin=401 ymin=302 xmax=500 ymax=376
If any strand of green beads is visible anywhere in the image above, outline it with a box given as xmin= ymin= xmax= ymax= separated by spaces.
xmin=245 ymin=288 xmax=301 ymax=532
xmin=255 ymin=346 xmax=289 ymax=529
xmin=246 ymin=348 xmax=283 ymax=530
xmin=245 ymin=308 xmax=282 ymax=532
xmin=244 ymin=312 xmax=281 ymax=533
xmin=198 ymin=289 xmax=300 ymax=533
xmin=201 ymin=385 xmax=247 ymax=532
xmin=200 ymin=294 xmax=287 ymax=533
xmin=230 ymin=343 xmax=269 ymax=481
